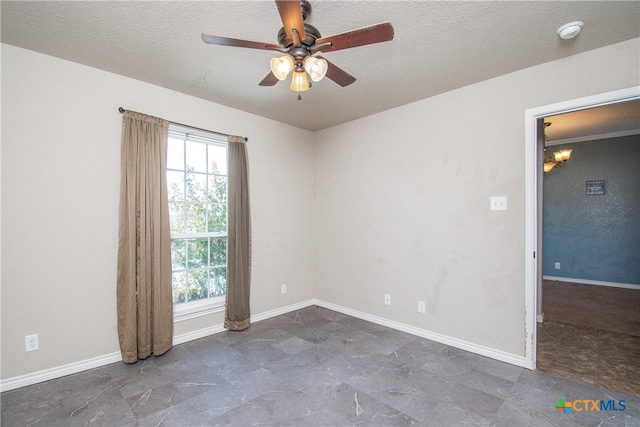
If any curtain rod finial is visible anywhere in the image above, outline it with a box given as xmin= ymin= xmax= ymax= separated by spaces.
xmin=119 ymin=107 xmax=125 ymax=113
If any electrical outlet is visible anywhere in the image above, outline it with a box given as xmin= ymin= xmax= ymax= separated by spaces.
xmin=281 ymin=284 xmax=287 ymax=294
xmin=555 ymin=262 xmax=561 ymax=270
xmin=25 ymin=334 xmax=39 ymax=352
xmin=418 ymin=300 xmax=426 ymax=314
xmin=490 ymin=196 xmax=508 ymax=211
xmin=384 ymin=294 xmax=391 ymax=306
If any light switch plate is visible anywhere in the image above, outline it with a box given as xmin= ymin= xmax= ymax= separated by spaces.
xmin=490 ymin=196 xmax=508 ymax=211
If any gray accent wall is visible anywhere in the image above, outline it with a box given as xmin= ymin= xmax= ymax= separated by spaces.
xmin=543 ymin=135 xmax=640 ymax=285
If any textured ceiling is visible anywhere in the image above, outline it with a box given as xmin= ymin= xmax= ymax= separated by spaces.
xmin=2 ymin=1 xmax=639 ymax=132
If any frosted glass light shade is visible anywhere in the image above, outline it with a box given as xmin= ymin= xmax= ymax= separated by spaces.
xmin=270 ymin=55 xmax=294 ymax=81
xmin=553 ymin=149 xmax=572 ymax=162
xmin=559 ymin=149 xmax=572 ymax=161
xmin=543 ymin=162 xmax=556 ymax=173
xmin=290 ymin=70 xmax=310 ymax=92
xmin=304 ymin=56 xmax=328 ymax=82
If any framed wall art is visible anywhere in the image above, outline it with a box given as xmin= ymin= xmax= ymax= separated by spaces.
xmin=586 ymin=180 xmax=605 ymax=195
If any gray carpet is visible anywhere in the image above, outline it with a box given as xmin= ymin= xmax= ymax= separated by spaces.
xmin=2 ymin=306 xmax=638 ymax=426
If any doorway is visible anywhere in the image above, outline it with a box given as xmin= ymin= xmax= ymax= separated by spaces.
xmin=535 ymin=100 xmax=640 ymax=396
xmin=523 ymin=86 xmax=640 ymax=372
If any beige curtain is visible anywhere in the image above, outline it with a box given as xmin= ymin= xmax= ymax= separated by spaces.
xmin=117 ymin=111 xmax=173 ymax=363
xmin=224 ymin=136 xmax=252 ymax=330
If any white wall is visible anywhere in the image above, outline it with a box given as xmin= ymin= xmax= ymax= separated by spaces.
xmin=1 ymin=44 xmax=315 ymax=380
xmin=314 ymin=38 xmax=640 ymax=357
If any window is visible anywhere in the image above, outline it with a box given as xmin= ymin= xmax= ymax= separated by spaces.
xmin=166 ymin=126 xmax=228 ymax=318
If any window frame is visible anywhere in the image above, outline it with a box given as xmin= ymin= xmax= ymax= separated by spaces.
xmin=167 ymin=125 xmax=228 ymax=321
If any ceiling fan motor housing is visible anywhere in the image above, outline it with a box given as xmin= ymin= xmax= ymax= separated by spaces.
xmin=300 ymin=0 xmax=311 ymax=21
xmin=277 ymin=23 xmax=321 ymax=49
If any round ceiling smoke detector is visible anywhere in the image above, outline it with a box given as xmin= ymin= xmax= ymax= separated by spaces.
xmin=557 ymin=21 xmax=584 ymax=40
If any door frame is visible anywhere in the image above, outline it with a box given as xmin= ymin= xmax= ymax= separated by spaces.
xmin=523 ymin=86 xmax=640 ymax=370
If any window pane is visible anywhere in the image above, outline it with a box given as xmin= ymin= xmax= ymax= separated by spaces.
xmin=167 ymin=137 xmax=184 ymax=170
xmin=209 ymin=175 xmax=227 ymax=204
xmin=187 ymin=269 xmax=208 ymax=302
xmin=167 ymin=171 xmax=185 ymax=202
xmin=186 ymin=141 xmax=207 ymax=173
xmin=209 ymin=144 xmax=227 ymax=175
xmin=169 ymin=203 xmax=186 ymax=234
xmin=172 ymin=271 xmax=186 ymax=304
xmin=171 ymin=239 xmax=186 ymax=271
xmin=209 ymin=238 xmax=227 ymax=267
xmin=208 ymin=203 xmax=227 ymax=232
xmin=210 ymin=267 xmax=227 ymax=297
xmin=187 ymin=239 xmax=208 ymax=269
xmin=185 ymin=172 xmax=207 ymax=204
xmin=186 ymin=203 xmax=207 ymax=233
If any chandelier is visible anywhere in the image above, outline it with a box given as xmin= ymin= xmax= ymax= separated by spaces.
xmin=543 ymin=122 xmax=572 ymax=173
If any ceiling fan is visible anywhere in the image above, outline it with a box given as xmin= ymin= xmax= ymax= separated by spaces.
xmin=201 ymin=0 xmax=394 ymax=99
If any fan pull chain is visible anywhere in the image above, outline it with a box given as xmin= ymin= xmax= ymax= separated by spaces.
xmin=296 ymin=81 xmax=311 ymax=100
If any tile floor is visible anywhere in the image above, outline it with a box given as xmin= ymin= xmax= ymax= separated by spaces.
xmin=2 ymin=306 xmax=639 ymax=426
xmin=537 ymin=321 xmax=640 ymax=399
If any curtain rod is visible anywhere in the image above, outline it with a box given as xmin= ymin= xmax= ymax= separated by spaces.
xmin=118 ymin=107 xmax=247 ymax=141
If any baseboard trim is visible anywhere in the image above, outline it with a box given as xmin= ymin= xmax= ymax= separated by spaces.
xmin=250 ymin=299 xmax=317 ymax=323
xmin=0 ymin=352 xmax=123 ymax=393
xmin=172 ymin=324 xmax=227 ymax=346
xmin=543 ymin=276 xmax=639 ymax=290
xmin=0 ymin=300 xmax=318 ymax=393
xmin=313 ymin=299 xmax=526 ymax=368
xmin=1 ymin=298 xmax=527 ymax=392
xmin=173 ymin=299 xmax=318 ymax=345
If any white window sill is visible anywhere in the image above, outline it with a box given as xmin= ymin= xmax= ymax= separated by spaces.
xmin=173 ymin=297 xmax=225 ymax=322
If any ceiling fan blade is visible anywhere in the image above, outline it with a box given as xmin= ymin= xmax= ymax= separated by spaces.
xmin=275 ymin=0 xmax=306 ymax=45
xmin=202 ymin=33 xmax=284 ymax=52
xmin=316 ymin=22 xmax=394 ymax=53
xmin=259 ymin=72 xmax=280 ymax=87
xmin=318 ymin=57 xmax=356 ymax=87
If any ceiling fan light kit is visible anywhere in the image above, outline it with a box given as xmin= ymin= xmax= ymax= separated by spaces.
xmin=202 ymin=0 xmax=394 ymax=99
xmin=270 ymin=55 xmax=295 ymax=80
xmin=290 ymin=70 xmax=310 ymax=92
xmin=304 ymin=56 xmax=328 ymax=82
